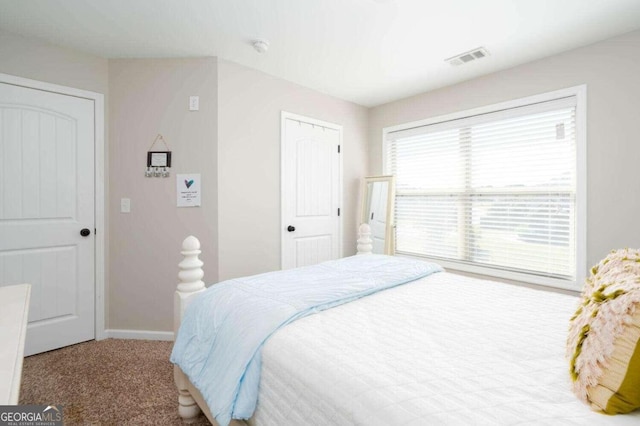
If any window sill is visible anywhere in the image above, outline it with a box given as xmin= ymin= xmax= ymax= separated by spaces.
xmin=396 ymin=252 xmax=583 ymax=293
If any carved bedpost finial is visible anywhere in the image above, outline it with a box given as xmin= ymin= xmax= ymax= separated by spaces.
xmin=178 ymin=236 xmax=205 ymax=294
xmin=174 ymin=236 xmax=206 ymax=421
xmin=357 ymin=223 xmax=373 ymax=255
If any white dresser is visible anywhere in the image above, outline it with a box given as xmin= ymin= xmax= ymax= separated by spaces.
xmin=0 ymin=284 xmax=31 ymax=405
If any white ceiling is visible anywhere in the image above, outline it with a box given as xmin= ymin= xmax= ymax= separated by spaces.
xmin=1 ymin=0 xmax=640 ymax=107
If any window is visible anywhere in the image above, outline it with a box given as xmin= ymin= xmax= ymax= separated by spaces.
xmin=384 ymin=88 xmax=586 ymax=289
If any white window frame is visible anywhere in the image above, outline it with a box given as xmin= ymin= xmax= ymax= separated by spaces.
xmin=382 ymin=85 xmax=587 ymax=290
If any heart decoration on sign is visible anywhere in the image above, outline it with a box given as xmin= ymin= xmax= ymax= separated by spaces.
xmin=185 ymin=179 xmax=195 ymax=189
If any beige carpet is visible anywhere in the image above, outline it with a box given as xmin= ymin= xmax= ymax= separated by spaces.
xmin=19 ymin=339 xmax=211 ymax=425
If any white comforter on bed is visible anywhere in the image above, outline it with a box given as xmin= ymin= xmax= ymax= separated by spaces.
xmin=250 ymin=272 xmax=640 ymax=425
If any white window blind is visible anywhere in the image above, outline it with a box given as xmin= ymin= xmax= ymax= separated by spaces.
xmin=386 ymin=96 xmax=578 ymax=283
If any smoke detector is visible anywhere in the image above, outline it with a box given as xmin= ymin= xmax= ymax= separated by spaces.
xmin=445 ymin=47 xmax=490 ymax=66
xmin=251 ymin=39 xmax=270 ymax=54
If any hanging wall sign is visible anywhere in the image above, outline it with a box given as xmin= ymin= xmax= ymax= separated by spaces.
xmin=177 ymin=173 xmax=201 ymax=207
xmin=146 ymin=134 xmax=172 ymax=178
xmin=148 ymin=151 xmax=171 ymax=167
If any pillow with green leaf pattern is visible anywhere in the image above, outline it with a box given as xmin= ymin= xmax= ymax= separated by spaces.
xmin=567 ymin=248 xmax=640 ymax=414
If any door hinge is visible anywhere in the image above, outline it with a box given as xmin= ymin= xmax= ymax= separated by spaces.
xmin=338 ymin=208 xmax=341 ymax=216
xmin=94 ymin=228 xmax=97 ymax=235
xmin=338 ymin=145 xmax=341 ymax=153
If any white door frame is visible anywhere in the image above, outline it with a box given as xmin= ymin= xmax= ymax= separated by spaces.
xmin=0 ymin=73 xmax=106 ymax=340
xmin=280 ymin=111 xmax=343 ymax=268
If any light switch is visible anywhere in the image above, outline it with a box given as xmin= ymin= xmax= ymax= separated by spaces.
xmin=189 ymin=96 xmax=199 ymax=111
xmin=120 ymin=198 xmax=131 ymax=213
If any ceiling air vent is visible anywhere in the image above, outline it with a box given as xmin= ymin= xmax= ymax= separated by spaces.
xmin=446 ymin=47 xmax=490 ymax=66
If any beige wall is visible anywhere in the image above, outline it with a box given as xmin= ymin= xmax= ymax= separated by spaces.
xmin=0 ymin=30 xmax=113 ymax=325
xmin=7 ymin=27 xmax=637 ymax=331
xmin=368 ymin=29 xmax=640 ymax=270
xmin=217 ymin=59 xmax=369 ymax=280
xmin=0 ymin=30 xmax=368 ymax=332
xmin=0 ymin=29 xmax=108 ymax=94
xmin=108 ymin=58 xmax=218 ymax=331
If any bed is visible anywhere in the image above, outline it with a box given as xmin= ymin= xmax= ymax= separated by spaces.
xmin=171 ymin=232 xmax=640 ymax=425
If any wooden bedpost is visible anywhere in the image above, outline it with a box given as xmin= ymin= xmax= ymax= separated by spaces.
xmin=357 ymin=223 xmax=373 ymax=255
xmin=174 ymin=235 xmax=206 ymax=421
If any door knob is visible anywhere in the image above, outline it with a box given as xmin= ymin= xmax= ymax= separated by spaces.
xmin=287 ymin=225 xmax=296 ymax=232
xmin=80 ymin=228 xmax=91 ymax=237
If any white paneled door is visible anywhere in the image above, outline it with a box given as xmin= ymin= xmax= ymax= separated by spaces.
xmin=282 ymin=113 xmax=342 ymax=269
xmin=0 ymin=82 xmax=95 ymax=355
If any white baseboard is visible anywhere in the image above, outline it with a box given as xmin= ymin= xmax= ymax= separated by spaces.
xmin=104 ymin=329 xmax=174 ymax=341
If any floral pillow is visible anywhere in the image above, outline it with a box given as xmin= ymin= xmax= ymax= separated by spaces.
xmin=567 ymin=248 xmax=640 ymax=414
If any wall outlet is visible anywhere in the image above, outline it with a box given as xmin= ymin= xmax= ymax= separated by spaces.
xmin=120 ymin=198 xmax=131 ymax=213
xmin=189 ymin=96 xmax=199 ymax=111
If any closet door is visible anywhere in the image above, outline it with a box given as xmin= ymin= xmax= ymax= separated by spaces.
xmin=281 ymin=113 xmax=342 ymax=269
xmin=0 ymin=82 xmax=95 ymax=355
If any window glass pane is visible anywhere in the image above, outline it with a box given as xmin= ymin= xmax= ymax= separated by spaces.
xmin=470 ymin=108 xmax=575 ymax=189
xmin=393 ymin=130 xmax=463 ymax=191
xmin=469 ymin=194 xmax=573 ymax=278
xmin=395 ymin=195 xmax=459 ymax=259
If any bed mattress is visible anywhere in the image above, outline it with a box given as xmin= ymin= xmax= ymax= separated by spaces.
xmin=249 ymin=272 xmax=640 ymax=425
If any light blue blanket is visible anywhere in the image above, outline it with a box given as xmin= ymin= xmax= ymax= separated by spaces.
xmin=170 ymin=254 xmax=442 ymax=426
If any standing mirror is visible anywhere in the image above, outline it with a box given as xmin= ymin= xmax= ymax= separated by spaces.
xmin=361 ymin=175 xmax=396 ymax=255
